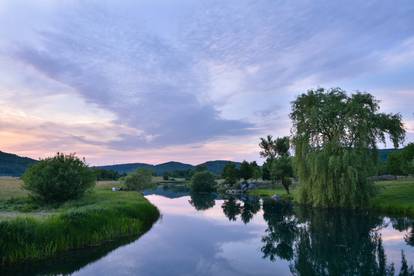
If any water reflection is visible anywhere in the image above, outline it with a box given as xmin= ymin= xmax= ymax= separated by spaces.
xmin=189 ymin=192 xmax=216 ymax=210
xmin=261 ymin=198 xmax=297 ymax=262
xmin=2 ymin=189 xmax=413 ymax=276
xmin=0 ymin=236 xmax=138 ymax=276
xmin=390 ymin=217 xmax=414 ymax=247
xmin=188 ymin=193 xmax=414 ymax=275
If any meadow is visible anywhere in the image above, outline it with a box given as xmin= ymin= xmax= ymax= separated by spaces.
xmin=249 ymin=179 xmax=414 ymax=218
xmin=0 ymin=178 xmax=159 ymax=264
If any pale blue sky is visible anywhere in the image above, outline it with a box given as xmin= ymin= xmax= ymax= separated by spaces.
xmin=0 ymin=0 xmax=413 ymax=165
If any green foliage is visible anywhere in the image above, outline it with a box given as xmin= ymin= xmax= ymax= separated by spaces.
xmin=222 ymin=163 xmax=239 ymax=185
xmin=93 ymin=168 xmax=123 ymax=181
xmin=259 ymin=136 xmax=290 ymax=161
xmin=250 ymin=161 xmax=262 ymax=180
xmin=291 ymin=88 xmax=405 ymax=208
xmin=124 ymin=169 xmax=154 ymax=191
xmin=199 ymin=161 xmax=241 ymax=175
xmin=259 ymin=135 xmax=293 ymax=193
xmin=0 ymin=188 xmax=159 ymax=265
xmin=190 ymin=171 xmax=216 ymax=193
xmin=239 ymin=161 xmax=253 ymax=181
xmin=259 ymin=135 xmax=278 ymax=161
xmin=270 ymin=156 xmax=294 ymax=194
xmin=194 ymin=164 xmax=208 ymax=173
xmin=387 ymin=143 xmax=414 ymax=175
xmin=22 ymin=153 xmax=95 ymax=203
xmin=262 ymin=161 xmax=271 ymax=180
xmin=163 ymin=172 xmax=170 ymax=180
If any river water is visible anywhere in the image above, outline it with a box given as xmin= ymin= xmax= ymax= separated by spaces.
xmin=3 ymin=189 xmax=414 ymax=275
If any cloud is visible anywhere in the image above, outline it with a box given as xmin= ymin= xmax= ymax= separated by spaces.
xmin=0 ymin=0 xmax=414 ymax=163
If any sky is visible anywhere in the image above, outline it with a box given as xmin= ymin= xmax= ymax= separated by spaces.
xmin=0 ymin=0 xmax=413 ymax=165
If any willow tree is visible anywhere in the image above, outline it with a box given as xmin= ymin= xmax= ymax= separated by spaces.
xmin=290 ymin=88 xmax=405 ymax=208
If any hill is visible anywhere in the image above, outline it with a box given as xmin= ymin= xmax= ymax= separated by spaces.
xmin=96 ymin=161 xmax=194 ymax=175
xmin=97 ymin=163 xmax=153 ymax=174
xmin=97 ymin=160 xmax=241 ymax=176
xmin=154 ymin=161 xmax=193 ymax=175
xmin=0 ymin=151 xmax=241 ymax=177
xmin=0 ymin=151 xmax=37 ymax=177
xmin=198 ymin=160 xmax=241 ymax=175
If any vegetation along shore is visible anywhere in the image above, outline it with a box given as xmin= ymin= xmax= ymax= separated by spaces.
xmin=0 ymin=162 xmax=160 ymax=265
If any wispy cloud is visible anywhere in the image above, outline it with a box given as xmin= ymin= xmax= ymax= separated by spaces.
xmin=0 ymin=0 xmax=413 ymax=164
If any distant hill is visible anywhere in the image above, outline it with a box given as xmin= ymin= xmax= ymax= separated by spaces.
xmin=96 ymin=161 xmax=193 ymax=175
xmin=0 ymin=151 xmax=37 ymax=177
xmin=97 ymin=160 xmax=240 ymax=176
xmin=97 ymin=163 xmax=154 ymax=174
xmin=0 ymin=148 xmax=399 ymax=177
xmin=198 ymin=160 xmax=241 ymax=175
xmin=154 ymin=161 xmax=194 ymax=175
xmin=0 ymin=150 xmax=241 ymax=177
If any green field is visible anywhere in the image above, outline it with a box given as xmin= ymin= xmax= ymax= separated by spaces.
xmin=249 ymin=180 xmax=414 ymax=217
xmin=0 ymin=178 xmax=160 ymax=264
xmin=370 ymin=179 xmax=414 ymax=217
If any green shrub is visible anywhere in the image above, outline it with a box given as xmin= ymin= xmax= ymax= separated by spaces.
xmin=190 ymin=171 xmax=216 ymax=193
xmin=22 ymin=153 xmax=95 ymax=203
xmin=124 ymin=169 xmax=153 ymax=191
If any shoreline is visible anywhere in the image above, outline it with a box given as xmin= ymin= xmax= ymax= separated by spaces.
xmin=0 ymin=187 xmax=160 ymax=265
xmin=248 ymin=179 xmax=414 ymax=218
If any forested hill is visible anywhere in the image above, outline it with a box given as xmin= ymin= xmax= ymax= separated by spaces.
xmin=197 ymin=160 xmax=241 ymax=175
xmin=0 ymin=149 xmax=396 ymax=177
xmin=97 ymin=160 xmax=240 ymax=176
xmin=0 ymin=151 xmax=37 ymax=177
xmin=96 ymin=161 xmax=193 ymax=175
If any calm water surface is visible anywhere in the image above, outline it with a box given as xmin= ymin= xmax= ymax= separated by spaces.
xmin=3 ymin=189 xmax=414 ymax=275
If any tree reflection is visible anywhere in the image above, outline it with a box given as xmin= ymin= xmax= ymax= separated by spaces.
xmin=390 ymin=217 xmax=414 ymax=247
xmin=261 ymin=198 xmax=297 ymax=261
xmin=222 ymin=197 xmax=242 ymax=221
xmin=291 ymin=208 xmax=401 ymax=275
xmin=391 ymin=217 xmax=413 ymax=232
xmin=240 ymin=196 xmax=261 ymax=224
xmin=189 ymin=193 xmax=216 ymax=211
xmin=405 ymin=226 xmax=414 ymax=247
xmin=190 ymin=192 xmax=414 ymax=275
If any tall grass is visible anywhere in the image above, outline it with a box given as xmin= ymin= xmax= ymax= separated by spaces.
xmin=0 ymin=189 xmax=159 ymax=264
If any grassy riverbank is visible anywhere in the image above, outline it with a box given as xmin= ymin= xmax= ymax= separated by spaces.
xmin=370 ymin=179 xmax=414 ymax=217
xmin=0 ymin=178 xmax=160 ymax=265
xmin=249 ymin=179 xmax=414 ymax=218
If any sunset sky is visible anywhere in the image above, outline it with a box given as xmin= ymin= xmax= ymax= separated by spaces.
xmin=0 ymin=0 xmax=413 ymax=165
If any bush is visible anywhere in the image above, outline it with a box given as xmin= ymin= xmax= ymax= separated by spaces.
xmin=22 ymin=153 xmax=95 ymax=203
xmin=190 ymin=171 xmax=216 ymax=193
xmin=124 ymin=169 xmax=154 ymax=191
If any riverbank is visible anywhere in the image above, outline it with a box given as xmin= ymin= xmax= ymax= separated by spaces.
xmin=248 ymin=179 xmax=414 ymax=218
xmin=0 ymin=179 xmax=160 ymax=265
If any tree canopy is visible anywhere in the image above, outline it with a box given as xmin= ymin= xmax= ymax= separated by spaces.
xmin=124 ymin=168 xmax=153 ymax=191
xmin=386 ymin=143 xmax=414 ymax=175
xmin=222 ymin=163 xmax=239 ymax=185
xmin=190 ymin=171 xmax=216 ymax=193
xmin=259 ymin=136 xmax=294 ymax=193
xmin=239 ymin=160 xmax=253 ymax=181
xmin=22 ymin=153 xmax=95 ymax=203
xmin=290 ymin=88 xmax=405 ymax=208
